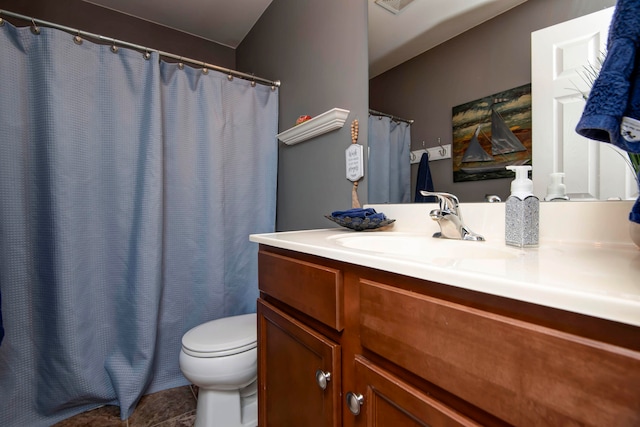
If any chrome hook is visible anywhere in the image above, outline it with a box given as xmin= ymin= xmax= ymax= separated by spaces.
xmin=73 ymin=31 xmax=83 ymax=45
xmin=438 ymin=138 xmax=446 ymax=156
xmin=110 ymin=39 xmax=118 ymax=53
xmin=143 ymin=49 xmax=151 ymax=60
xmin=178 ymin=57 xmax=184 ymax=70
xmin=202 ymin=61 xmax=208 ymax=74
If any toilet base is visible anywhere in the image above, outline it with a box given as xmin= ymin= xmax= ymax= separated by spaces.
xmin=194 ymin=385 xmax=257 ymax=427
xmin=241 ymin=392 xmax=257 ymax=427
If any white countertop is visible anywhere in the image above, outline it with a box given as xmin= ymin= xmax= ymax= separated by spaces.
xmin=251 ymin=201 xmax=640 ymax=327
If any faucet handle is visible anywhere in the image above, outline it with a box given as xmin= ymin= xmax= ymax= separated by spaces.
xmin=419 ymin=191 xmax=460 ymax=215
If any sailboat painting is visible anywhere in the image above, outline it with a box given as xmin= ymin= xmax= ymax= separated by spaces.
xmin=452 ymin=84 xmax=532 ymax=182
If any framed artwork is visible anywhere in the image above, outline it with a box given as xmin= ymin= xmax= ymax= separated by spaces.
xmin=452 ymin=84 xmax=532 ymax=182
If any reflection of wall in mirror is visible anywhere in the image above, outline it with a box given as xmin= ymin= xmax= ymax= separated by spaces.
xmin=369 ymin=0 xmax=616 ymax=203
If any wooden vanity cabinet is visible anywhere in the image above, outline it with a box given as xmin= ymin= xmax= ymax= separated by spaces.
xmin=257 ymin=245 xmax=640 ymax=427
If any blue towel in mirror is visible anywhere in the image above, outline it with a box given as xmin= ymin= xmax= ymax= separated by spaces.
xmin=576 ymin=0 xmax=640 ymax=154
xmin=0 ymin=291 xmax=3 ymax=346
xmin=414 ymin=152 xmax=437 ymax=202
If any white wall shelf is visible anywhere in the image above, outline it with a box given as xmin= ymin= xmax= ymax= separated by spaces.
xmin=277 ymin=108 xmax=350 ymax=145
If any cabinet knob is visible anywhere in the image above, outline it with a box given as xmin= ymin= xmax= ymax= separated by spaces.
xmin=346 ymin=392 xmax=364 ymax=415
xmin=315 ymin=369 xmax=331 ymax=390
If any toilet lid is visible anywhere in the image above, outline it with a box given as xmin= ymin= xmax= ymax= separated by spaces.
xmin=182 ymin=313 xmax=257 ymax=357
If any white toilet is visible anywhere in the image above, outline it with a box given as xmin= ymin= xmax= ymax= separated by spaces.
xmin=179 ymin=313 xmax=258 ymax=427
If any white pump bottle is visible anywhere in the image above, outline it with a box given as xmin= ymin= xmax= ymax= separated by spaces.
xmin=505 ymin=165 xmax=539 ymax=247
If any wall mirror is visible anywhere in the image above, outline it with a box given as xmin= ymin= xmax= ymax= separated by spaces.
xmin=368 ymin=0 xmax=634 ymax=203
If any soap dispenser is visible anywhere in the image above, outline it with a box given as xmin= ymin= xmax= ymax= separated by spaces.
xmin=544 ymin=172 xmax=569 ymax=201
xmin=505 ymin=165 xmax=539 ymax=248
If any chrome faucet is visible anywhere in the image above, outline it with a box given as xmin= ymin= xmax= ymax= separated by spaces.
xmin=419 ymin=191 xmax=485 ymax=241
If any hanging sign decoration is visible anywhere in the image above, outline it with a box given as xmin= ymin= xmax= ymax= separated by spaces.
xmin=346 ymin=119 xmax=363 ymax=182
xmin=346 ymin=144 xmax=364 ymax=182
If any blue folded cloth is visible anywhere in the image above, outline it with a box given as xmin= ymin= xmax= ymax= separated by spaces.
xmin=575 ymin=0 xmax=640 ymax=154
xmin=331 ymin=208 xmax=386 ymax=220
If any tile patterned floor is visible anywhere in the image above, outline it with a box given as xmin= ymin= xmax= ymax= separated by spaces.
xmin=52 ymin=385 xmax=198 ymax=427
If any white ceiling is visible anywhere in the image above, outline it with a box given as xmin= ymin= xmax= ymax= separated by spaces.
xmin=83 ymin=0 xmax=527 ymax=77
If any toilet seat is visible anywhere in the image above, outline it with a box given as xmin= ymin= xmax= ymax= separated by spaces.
xmin=182 ymin=313 xmax=257 ymax=358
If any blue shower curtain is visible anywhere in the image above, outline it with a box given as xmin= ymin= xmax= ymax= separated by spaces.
xmin=367 ymin=115 xmax=411 ymax=203
xmin=0 ymin=21 xmax=277 ymax=427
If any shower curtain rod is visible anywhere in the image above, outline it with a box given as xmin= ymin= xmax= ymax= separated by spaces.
xmin=369 ymin=109 xmax=414 ymax=124
xmin=0 ymin=9 xmax=281 ymax=88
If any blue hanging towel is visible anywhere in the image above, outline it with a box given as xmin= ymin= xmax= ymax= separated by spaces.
xmin=575 ymin=0 xmax=640 ymax=154
xmin=0 ymin=290 xmax=3 ymax=346
xmin=631 ymin=192 xmax=640 ymax=223
xmin=414 ymin=152 xmax=437 ymax=202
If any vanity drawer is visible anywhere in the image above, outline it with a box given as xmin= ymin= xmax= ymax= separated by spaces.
xmin=258 ymin=249 xmax=343 ymax=331
xmin=359 ymin=278 xmax=640 ymax=427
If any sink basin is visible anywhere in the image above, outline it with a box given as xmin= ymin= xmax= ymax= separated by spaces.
xmin=328 ymin=232 xmax=520 ymax=260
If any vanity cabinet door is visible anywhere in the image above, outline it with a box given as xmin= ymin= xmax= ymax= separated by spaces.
xmin=258 ymin=299 xmax=341 ymax=427
xmin=348 ymin=355 xmax=480 ymax=427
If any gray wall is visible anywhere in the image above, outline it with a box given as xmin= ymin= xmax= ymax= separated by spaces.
xmin=370 ymin=0 xmax=616 ymax=203
xmin=238 ymin=0 xmax=369 ymax=231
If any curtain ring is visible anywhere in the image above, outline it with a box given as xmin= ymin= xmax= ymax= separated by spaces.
xmin=73 ymin=31 xmax=83 ymax=45
xmin=271 ymin=85 xmax=276 ymax=91
xmin=110 ymin=39 xmax=118 ymax=53
xmin=143 ymin=49 xmax=151 ymax=60
xmin=202 ymin=62 xmax=208 ymax=74
xmin=0 ymin=17 xmax=5 ymax=27
xmin=227 ymin=74 xmax=234 ymax=81
xmin=251 ymin=80 xmax=257 ymax=87
xmin=178 ymin=57 xmax=184 ymax=70
xmin=30 ymin=18 xmax=40 ymax=35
